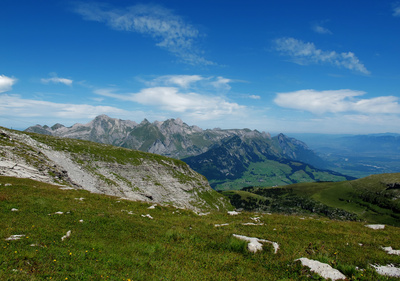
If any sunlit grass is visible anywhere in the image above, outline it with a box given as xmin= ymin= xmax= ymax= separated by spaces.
xmin=1 ymin=176 xmax=399 ymax=280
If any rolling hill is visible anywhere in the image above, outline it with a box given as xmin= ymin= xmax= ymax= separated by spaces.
xmin=222 ymin=173 xmax=400 ymax=226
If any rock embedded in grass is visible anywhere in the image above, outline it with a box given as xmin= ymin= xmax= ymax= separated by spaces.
xmin=365 ymin=224 xmax=385 ymax=229
xmin=61 ymin=230 xmax=71 ymax=241
xmin=296 ymin=258 xmax=346 ymax=280
xmin=381 ymin=246 xmax=400 ymax=255
xmin=371 ymin=264 xmax=400 ymax=277
xmin=214 ymin=223 xmax=229 ymax=227
xmin=232 ymin=234 xmax=279 ymax=254
xmin=5 ymin=234 xmax=25 ymax=241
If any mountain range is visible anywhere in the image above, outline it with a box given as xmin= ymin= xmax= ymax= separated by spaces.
xmin=25 ymin=115 xmax=354 ymax=189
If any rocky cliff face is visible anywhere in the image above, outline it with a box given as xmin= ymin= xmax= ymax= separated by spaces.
xmin=0 ymin=127 xmax=230 ymax=212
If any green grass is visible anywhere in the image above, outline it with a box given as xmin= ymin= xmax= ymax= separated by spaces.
xmin=226 ymin=173 xmax=400 ymax=226
xmin=211 ymin=160 xmax=349 ymax=191
xmin=1 ymin=176 xmax=400 ymax=280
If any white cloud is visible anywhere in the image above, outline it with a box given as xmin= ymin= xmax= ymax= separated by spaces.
xmin=210 ymin=76 xmax=232 ymax=91
xmin=148 ymin=75 xmax=204 ymax=88
xmin=393 ymin=3 xmax=400 ymax=17
xmin=249 ymin=95 xmax=261 ymax=100
xmin=145 ymin=75 xmax=234 ymax=92
xmin=273 ymin=37 xmax=370 ymax=75
xmin=41 ymin=77 xmax=73 ymax=86
xmin=312 ymin=23 xmax=332 ymax=34
xmin=0 ymin=75 xmax=17 ymax=93
xmin=95 ymin=86 xmax=245 ymax=120
xmin=74 ymin=3 xmax=213 ymax=65
xmin=0 ymin=94 xmax=128 ymax=119
xmin=274 ymin=89 xmax=400 ymax=114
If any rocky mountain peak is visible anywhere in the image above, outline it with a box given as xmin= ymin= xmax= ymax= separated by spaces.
xmin=140 ymin=118 xmax=150 ymax=125
xmin=174 ymin=117 xmax=183 ymax=126
xmin=51 ymin=123 xmax=65 ymax=131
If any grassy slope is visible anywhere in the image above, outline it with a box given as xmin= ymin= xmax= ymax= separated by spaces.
xmin=1 ymin=176 xmax=400 ymax=280
xmin=306 ymin=174 xmax=400 ymax=226
xmin=224 ymin=173 xmax=400 ymax=226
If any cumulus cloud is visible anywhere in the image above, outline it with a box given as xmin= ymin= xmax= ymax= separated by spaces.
xmin=249 ymin=95 xmax=261 ymax=100
xmin=41 ymin=77 xmax=73 ymax=86
xmin=0 ymin=75 xmax=17 ymax=93
xmin=273 ymin=37 xmax=370 ymax=75
xmin=274 ymin=89 xmax=400 ymax=114
xmin=0 ymin=94 xmax=128 ymax=118
xmin=95 ymin=86 xmax=244 ymax=120
xmin=74 ymin=3 xmax=213 ymax=65
xmin=393 ymin=3 xmax=400 ymax=17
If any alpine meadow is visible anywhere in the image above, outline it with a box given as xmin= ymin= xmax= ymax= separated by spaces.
xmin=2 ymin=0 xmax=400 ymax=280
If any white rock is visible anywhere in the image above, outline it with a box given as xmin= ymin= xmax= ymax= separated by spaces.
xmin=233 ymin=234 xmax=279 ymax=254
xmin=5 ymin=234 xmax=25 ymax=241
xmin=148 ymin=204 xmax=157 ymax=209
xmin=241 ymin=222 xmax=264 ymax=226
xmin=297 ymin=258 xmax=346 ymax=280
xmin=214 ymin=223 xmax=229 ymax=227
xmin=61 ymin=230 xmax=71 ymax=241
xmin=371 ymin=264 xmax=400 ymax=277
xmin=54 ymin=211 xmax=63 ymax=215
xmin=141 ymin=214 xmax=153 ymax=219
xmin=228 ymin=211 xmax=240 ymax=215
xmin=11 ymin=208 xmax=18 ymax=212
xmin=382 ymin=246 xmax=400 ymax=255
xmin=365 ymin=224 xmax=385 ymax=230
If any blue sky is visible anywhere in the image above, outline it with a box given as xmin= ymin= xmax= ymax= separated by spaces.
xmin=1 ymin=0 xmax=400 ymax=134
